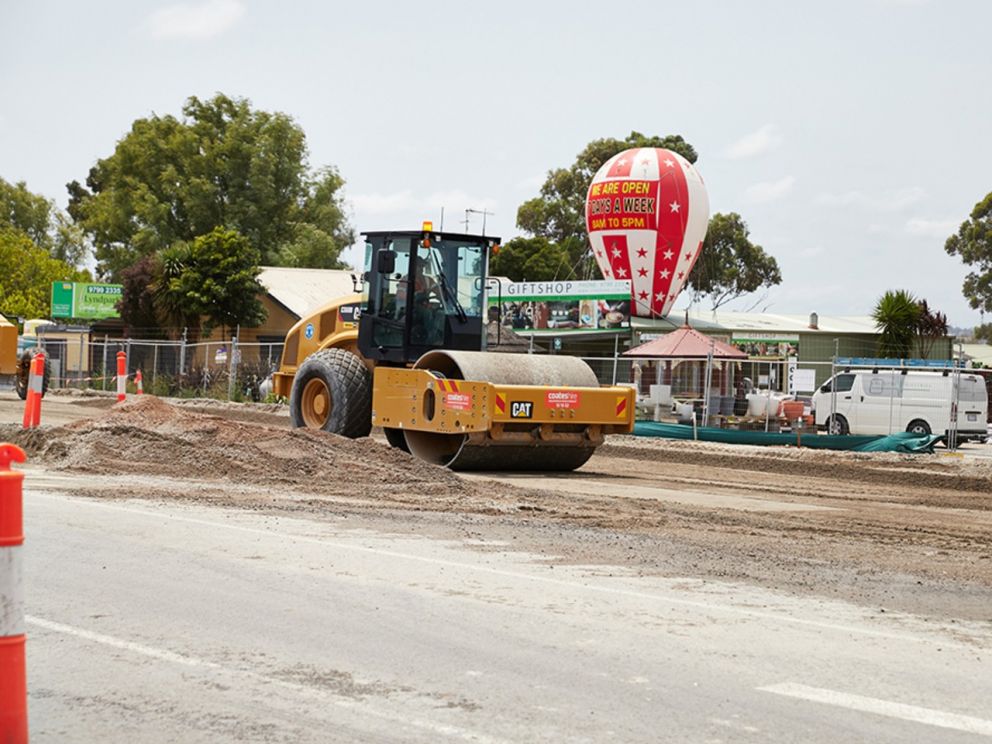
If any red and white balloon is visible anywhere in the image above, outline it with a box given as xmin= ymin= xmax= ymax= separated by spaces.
xmin=585 ymin=147 xmax=709 ymax=318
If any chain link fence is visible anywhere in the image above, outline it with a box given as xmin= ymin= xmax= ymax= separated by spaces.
xmin=31 ymin=333 xmax=986 ymax=447
xmin=37 ymin=336 xmax=283 ymax=402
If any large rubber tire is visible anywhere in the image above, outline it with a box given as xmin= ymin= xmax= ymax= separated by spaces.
xmin=906 ymin=419 xmax=931 ymax=436
xmin=15 ymin=351 xmax=50 ymax=401
xmin=826 ymin=413 xmax=849 ymax=435
xmin=289 ymin=349 xmax=372 ymax=438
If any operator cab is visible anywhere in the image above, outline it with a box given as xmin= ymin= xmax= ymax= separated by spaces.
xmin=357 ymin=225 xmax=499 ymax=365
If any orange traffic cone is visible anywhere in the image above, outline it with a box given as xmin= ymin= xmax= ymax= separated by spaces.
xmin=135 ymin=369 xmax=144 ymax=395
xmin=20 ymin=352 xmax=44 ymax=429
xmin=116 ymin=351 xmax=126 ymax=402
xmin=0 ymin=443 xmax=29 ymax=744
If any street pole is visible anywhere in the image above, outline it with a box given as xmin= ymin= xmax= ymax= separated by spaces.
xmin=830 ymin=338 xmax=839 ymax=434
xmin=703 ymin=340 xmax=714 ymax=427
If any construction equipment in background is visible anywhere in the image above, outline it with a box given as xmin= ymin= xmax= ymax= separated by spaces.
xmin=274 ymin=224 xmax=634 ymax=470
xmin=0 ymin=314 xmax=17 ymax=383
xmin=6 ymin=318 xmax=51 ymax=401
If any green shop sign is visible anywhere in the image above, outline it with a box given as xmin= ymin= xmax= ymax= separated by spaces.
xmin=50 ymin=282 xmax=123 ymax=320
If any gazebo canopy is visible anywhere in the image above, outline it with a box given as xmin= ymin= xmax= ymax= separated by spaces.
xmin=624 ymin=324 xmax=747 ymax=360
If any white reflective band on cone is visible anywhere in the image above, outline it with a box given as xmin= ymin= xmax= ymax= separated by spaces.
xmin=30 ymin=371 xmax=43 ymax=393
xmin=0 ymin=545 xmax=25 ymax=636
xmin=117 ymin=374 xmax=126 ymax=395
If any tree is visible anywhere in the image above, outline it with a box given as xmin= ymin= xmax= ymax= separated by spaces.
xmin=0 ymin=177 xmax=88 ymax=266
xmin=116 ymin=254 xmax=163 ymax=336
xmin=687 ymin=213 xmax=782 ymax=310
xmin=516 ymin=131 xmax=697 ymax=278
xmin=489 ymin=237 xmax=572 ymax=282
xmin=873 ymin=290 xmax=921 ymax=358
xmin=67 ymin=94 xmax=353 ymax=279
xmin=916 ymin=299 xmax=948 ymax=359
xmin=945 ymin=191 xmax=992 ymax=314
xmin=513 ymin=132 xmax=782 ymax=309
xmin=155 ymin=228 xmax=266 ymax=337
xmin=974 ymin=323 xmax=992 ymax=344
xmin=0 ymin=227 xmax=87 ymax=319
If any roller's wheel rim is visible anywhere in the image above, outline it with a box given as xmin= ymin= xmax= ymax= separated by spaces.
xmin=300 ymin=378 xmax=332 ymax=428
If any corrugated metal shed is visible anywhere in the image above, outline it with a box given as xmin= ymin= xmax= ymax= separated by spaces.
xmin=962 ymin=343 xmax=992 ymax=366
xmin=258 ymin=267 xmax=357 ymax=319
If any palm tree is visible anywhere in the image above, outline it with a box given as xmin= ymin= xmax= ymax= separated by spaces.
xmin=872 ymin=290 xmax=921 ymax=358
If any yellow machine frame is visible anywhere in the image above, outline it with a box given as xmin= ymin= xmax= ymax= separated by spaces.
xmin=372 ymin=367 xmax=634 ymax=442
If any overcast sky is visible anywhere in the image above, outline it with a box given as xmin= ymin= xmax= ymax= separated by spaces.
xmin=2 ymin=0 xmax=990 ymax=324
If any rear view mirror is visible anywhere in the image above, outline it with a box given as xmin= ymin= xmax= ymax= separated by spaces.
xmin=376 ymin=250 xmax=396 ymax=275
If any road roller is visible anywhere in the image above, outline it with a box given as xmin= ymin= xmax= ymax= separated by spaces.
xmin=272 ymin=224 xmax=634 ymax=471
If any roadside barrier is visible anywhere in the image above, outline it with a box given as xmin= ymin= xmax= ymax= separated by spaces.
xmin=20 ymin=352 xmax=44 ymax=429
xmin=135 ymin=369 xmax=144 ymax=395
xmin=116 ymin=351 xmax=126 ymax=402
xmin=0 ymin=443 xmax=28 ymax=744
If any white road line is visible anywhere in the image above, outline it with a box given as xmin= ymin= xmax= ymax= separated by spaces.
xmin=25 ymin=491 xmax=986 ymax=649
xmin=27 ymin=616 xmax=207 ymax=667
xmin=759 ymin=683 xmax=992 ymax=737
xmin=26 ymin=615 xmax=509 ymax=744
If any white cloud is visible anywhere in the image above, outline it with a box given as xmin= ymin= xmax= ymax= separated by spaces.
xmin=744 ymin=176 xmax=795 ymax=203
xmin=147 ymin=0 xmax=245 ymax=40
xmin=724 ymin=124 xmax=781 ymax=159
xmin=905 ymin=218 xmax=958 ymax=238
xmin=816 ymin=187 xmax=925 ymax=211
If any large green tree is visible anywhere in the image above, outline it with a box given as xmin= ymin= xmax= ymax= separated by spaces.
xmin=0 ymin=177 xmax=88 ymax=266
xmin=67 ymin=94 xmax=353 ymax=278
xmin=0 ymin=227 xmax=87 ymax=319
xmin=687 ymin=213 xmax=782 ymax=310
xmin=945 ymin=191 xmax=992 ymax=314
xmin=514 ymin=132 xmax=782 ymax=308
xmin=517 ymin=131 xmax=697 ymax=252
xmin=154 ymin=228 xmax=266 ymax=338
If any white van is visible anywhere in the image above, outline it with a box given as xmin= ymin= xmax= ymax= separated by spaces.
xmin=812 ymin=370 xmax=988 ymax=441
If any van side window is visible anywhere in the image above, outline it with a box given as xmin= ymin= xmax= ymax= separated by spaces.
xmin=834 ymin=374 xmax=855 ymax=393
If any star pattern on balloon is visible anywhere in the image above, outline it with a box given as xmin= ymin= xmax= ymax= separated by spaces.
xmin=586 ymin=147 xmax=709 ymax=318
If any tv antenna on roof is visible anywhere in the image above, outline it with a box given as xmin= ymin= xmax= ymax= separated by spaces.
xmin=463 ymin=208 xmax=494 ymax=236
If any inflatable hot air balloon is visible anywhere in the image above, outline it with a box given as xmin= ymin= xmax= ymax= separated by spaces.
xmin=585 ymin=148 xmax=709 ymax=318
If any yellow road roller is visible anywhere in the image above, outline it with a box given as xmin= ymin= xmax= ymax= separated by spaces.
xmin=273 ymin=224 xmax=634 ymax=470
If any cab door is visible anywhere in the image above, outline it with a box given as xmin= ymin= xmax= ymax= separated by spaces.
xmin=819 ymin=372 xmax=858 ymax=433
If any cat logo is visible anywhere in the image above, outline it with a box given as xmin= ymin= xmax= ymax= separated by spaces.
xmin=510 ymin=401 xmax=533 ymax=419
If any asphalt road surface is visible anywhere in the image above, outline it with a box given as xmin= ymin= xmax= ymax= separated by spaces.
xmin=22 ymin=470 xmax=992 ymax=743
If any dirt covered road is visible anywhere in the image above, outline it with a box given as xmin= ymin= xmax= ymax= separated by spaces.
xmin=2 ymin=390 xmax=990 ymax=622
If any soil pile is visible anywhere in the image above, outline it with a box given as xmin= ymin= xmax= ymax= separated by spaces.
xmin=5 ymin=396 xmax=474 ymax=500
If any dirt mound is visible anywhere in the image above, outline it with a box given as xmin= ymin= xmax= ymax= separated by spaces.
xmin=3 ymin=396 xmax=471 ymax=499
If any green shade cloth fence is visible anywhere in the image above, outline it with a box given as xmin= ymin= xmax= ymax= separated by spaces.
xmin=632 ymin=422 xmax=943 ymax=453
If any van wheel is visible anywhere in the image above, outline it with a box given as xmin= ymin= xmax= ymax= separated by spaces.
xmin=827 ymin=414 xmax=849 ymax=435
xmin=906 ymin=419 xmax=931 ymax=436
